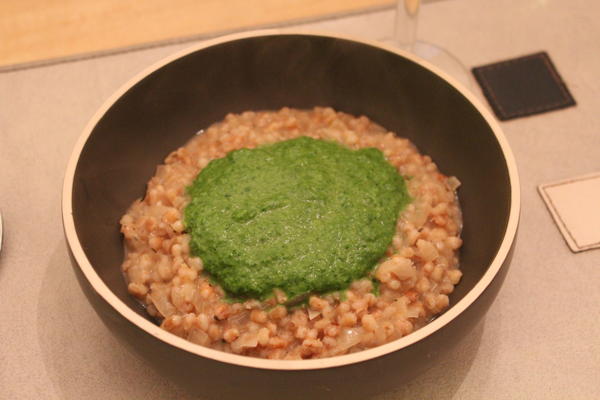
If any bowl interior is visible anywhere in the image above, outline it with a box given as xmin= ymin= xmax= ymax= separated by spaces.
xmin=71 ymin=34 xmax=511 ymax=328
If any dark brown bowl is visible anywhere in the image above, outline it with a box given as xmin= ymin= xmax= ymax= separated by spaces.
xmin=62 ymin=31 xmax=519 ymax=399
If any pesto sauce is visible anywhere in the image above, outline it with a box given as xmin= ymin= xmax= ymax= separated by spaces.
xmin=184 ymin=137 xmax=410 ymax=300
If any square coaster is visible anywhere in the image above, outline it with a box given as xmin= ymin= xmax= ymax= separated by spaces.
xmin=472 ymin=52 xmax=576 ymax=121
xmin=538 ymin=172 xmax=600 ymax=253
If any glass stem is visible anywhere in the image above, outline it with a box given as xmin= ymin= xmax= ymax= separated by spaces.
xmin=394 ymin=0 xmax=420 ymax=51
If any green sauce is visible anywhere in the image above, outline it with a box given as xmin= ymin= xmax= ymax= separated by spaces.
xmin=184 ymin=137 xmax=410 ymax=300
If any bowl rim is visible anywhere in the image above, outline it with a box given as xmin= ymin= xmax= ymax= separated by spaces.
xmin=62 ymin=29 xmax=520 ymax=371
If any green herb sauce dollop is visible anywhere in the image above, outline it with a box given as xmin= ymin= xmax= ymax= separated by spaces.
xmin=184 ymin=137 xmax=410 ymax=300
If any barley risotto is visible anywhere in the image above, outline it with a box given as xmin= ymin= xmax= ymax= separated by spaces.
xmin=120 ymin=107 xmax=463 ymax=359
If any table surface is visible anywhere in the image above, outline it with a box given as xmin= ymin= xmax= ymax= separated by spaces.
xmin=1 ymin=0 xmax=598 ymax=399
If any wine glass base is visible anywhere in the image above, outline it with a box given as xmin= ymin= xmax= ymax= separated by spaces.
xmin=411 ymin=41 xmax=473 ymax=89
xmin=382 ymin=39 xmax=473 ymax=90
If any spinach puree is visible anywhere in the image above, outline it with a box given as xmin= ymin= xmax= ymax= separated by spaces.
xmin=184 ymin=137 xmax=410 ymax=300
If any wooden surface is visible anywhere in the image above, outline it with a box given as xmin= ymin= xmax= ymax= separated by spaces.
xmin=0 ymin=0 xmax=393 ymax=69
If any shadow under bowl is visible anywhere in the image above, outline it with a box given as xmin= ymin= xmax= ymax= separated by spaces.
xmin=62 ymin=31 xmax=519 ymax=399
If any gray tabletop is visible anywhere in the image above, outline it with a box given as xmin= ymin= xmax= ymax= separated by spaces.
xmin=1 ymin=0 xmax=598 ymax=398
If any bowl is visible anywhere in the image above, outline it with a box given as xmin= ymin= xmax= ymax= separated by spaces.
xmin=62 ymin=31 xmax=520 ymax=399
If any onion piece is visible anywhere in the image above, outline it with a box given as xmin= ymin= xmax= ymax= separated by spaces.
xmin=411 ymin=202 xmax=430 ymax=229
xmin=188 ymin=328 xmax=210 ymax=346
xmin=335 ymin=328 xmax=363 ymax=353
xmin=308 ymin=309 xmax=321 ymax=320
xmin=231 ymin=332 xmax=259 ymax=353
xmin=406 ymin=305 xmax=421 ymax=319
xmin=149 ymin=284 xmax=176 ymax=317
xmin=447 ymin=176 xmax=461 ymax=191
xmin=228 ymin=310 xmax=250 ymax=326
xmin=191 ymin=290 xmax=211 ymax=315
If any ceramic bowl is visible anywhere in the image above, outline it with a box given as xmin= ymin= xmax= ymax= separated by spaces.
xmin=62 ymin=31 xmax=520 ymax=399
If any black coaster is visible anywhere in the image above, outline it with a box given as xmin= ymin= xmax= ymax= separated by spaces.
xmin=472 ymin=52 xmax=576 ymax=121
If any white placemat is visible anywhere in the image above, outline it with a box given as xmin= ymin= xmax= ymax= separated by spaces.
xmin=539 ymin=172 xmax=600 ymax=252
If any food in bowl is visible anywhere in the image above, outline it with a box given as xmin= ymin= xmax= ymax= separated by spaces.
xmin=120 ymin=106 xmax=463 ymax=359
